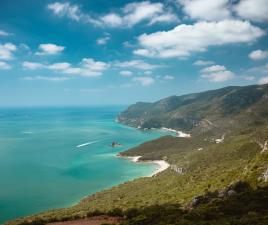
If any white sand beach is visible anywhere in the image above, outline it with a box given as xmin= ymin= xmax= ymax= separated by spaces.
xmin=149 ymin=160 xmax=170 ymax=177
xmin=161 ymin=127 xmax=191 ymax=138
xmin=118 ymin=154 xmax=170 ymax=177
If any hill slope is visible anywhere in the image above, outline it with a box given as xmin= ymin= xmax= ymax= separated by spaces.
xmin=117 ymin=84 xmax=268 ymax=135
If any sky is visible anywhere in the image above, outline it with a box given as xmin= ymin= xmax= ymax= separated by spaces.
xmin=0 ymin=0 xmax=268 ymax=106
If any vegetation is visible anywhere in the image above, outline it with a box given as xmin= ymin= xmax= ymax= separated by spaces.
xmin=6 ymin=84 xmax=268 ymax=225
xmin=117 ymin=84 xmax=268 ymax=135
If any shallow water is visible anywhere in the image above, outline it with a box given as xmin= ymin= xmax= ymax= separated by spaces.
xmin=0 ymin=106 xmax=167 ymax=223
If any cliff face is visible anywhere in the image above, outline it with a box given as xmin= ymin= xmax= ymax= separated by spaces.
xmin=118 ymin=84 xmax=268 ymax=135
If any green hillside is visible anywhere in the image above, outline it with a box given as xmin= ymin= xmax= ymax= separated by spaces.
xmin=6 ymin=84 xmax=268 ymax=225
xmin=117 ymin=84 xmax=268 ymax=135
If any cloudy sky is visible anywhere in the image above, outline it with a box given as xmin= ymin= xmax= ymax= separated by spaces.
xmin=0 ymin=0 xmax=268 ymax=106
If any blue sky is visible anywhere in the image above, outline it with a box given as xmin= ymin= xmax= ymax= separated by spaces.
xmin=0 ymin=0 xmax=268 ymax=106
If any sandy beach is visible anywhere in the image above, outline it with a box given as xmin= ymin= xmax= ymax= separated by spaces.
xmin=118 ymin=154 xmax=170 ymax=177
xmin=161 ymin=127 xmax=191 ymax=138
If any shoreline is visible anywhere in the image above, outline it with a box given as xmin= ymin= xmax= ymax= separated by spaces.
xmin=161 ymin=127 xmax=191 ymax=138
xmin=117 ymin=154 xmax=170 ymax=177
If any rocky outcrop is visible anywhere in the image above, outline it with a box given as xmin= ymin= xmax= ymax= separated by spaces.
xmin=186 ymin=181 xmax=252 ymax=210
xmin=170 ymin=165 xmax=185 ymax=174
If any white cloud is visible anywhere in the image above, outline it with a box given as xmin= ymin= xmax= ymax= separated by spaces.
xmin=0 ymin=61 xmax=11 ymax=70
xmin=201 ymin=65 xmax=226 ymax=73
xmin=0 ymin=43 xmax=16 ymax=60
xmin=258 ymin=76 xmax=268 ymax=85
xmin=163 ymin=75 xmax=174 ymax=80
xmin=178 ymin=0 xmax=231 ymax=21
xmin=22 ymin=58 xmax=108 ymax=77
xmin=22 ymin=61 xmax=44 ymax=70
xmin=48 ymin=1 xmax=178 ymax=28
xmin=82 ymin=58 xmax=108 ymax=71
xmin=200 ymin=65 xmax=234 ymax=82
xmin=96 ymin=36 xmax=110 ymax=45
xmin=0 ymin=30 xmax=11 ymax=36
xmin=149 ymin=13 xmax=178 ymax=25
xmin=101 ymin=13 xmax=123 ymax=27
xmin=133 ymin=76 xmax=155 ymax=86
xmin=47 ymin=2 xmax=81 ymax=21
xmin=121 ymin=1 xmax=178 ymax=27
xmin=115 ymin=60 xmax=160 ymax=70
xmin=47 ymin=62 xmax=71 ymax=70
xmin=36 ymin=43 xmax=65 ymax=55
xmin=120 ymin=70 xmax=133 ymax=77
xmin=135 ymin=20 xmax=264 ymax=58
xmin=249 ymin=49 xmax=268 ymax=60
xmin=48 ymin=2 xmax=102 ymax=26
xmin=201 ymin=71 xmax=234 ymax=82
xmin=234 ymin=0 xmax=268 ymax=22
xmin=23 ymin=76 xmax=70 ymax=82
xmin=193 ymin=60 xmax=214 ymax=66
xmin=52 ymin=58 xmax=109 ymax=77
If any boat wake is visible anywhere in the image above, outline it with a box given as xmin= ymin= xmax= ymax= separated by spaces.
xmin=76 ymin=140 xmax=102 ymax=148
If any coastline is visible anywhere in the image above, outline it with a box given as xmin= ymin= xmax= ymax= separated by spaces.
xmin=117 ymin=154 xmax=170 ymax=177
xmin=161 ymin=127 xmax=191 ymax=138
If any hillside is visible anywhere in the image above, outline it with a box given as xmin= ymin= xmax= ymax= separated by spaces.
xmin=117 ymin=84 xmax=268 ymax=136
xmin=6 ymin=84 xmax=268 ymax=225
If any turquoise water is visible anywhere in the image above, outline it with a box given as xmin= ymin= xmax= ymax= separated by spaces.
xmin=0 ymin=106 xmax=167 ymax=223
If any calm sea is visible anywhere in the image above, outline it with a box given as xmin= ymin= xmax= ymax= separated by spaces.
xmin=0 ymin=106 xmax=167 ymax=223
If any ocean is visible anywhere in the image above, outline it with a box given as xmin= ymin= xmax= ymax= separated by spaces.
xmin=0 ymin=106 xmax=168 ymax=223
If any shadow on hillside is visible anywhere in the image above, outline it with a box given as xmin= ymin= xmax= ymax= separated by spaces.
xmin=120 ymin=185 xmax=268 ymax=225
xmin=17 ymin=183 xmax=268 ymax=225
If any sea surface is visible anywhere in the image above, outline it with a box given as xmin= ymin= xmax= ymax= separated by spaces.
xmin=0 ymin=106 xmax=168 ymax=223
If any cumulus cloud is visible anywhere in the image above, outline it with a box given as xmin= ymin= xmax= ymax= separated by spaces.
xmin=249 ymin=49 xmax=268 ymax=60
xmin=47 ymin=62 xmax=71 ymax=70
xmin=234 ymin=0 xmax=268 ymax=22
xmin=36 ymin=43 xmax=65 ymax=55
xmin=120 ymin=1 xmax=178 ymax=27
xmin=193 ymin=60 xmax=214 ymax=66
xmin=22 ymin=58 xmax=109 ymax=77
xmin=132 ymin=76 xmax=155 ymax=86
xmin=115 ymin=59 xmax=160 ymax=70
xmin=0 ymin=61 xmax=11 ymax=70
xmin=22 ymin=61 xmax=44 ymax=70
xmin=200 ymin=65 xmax=234 ymax=82
xmin=0 ymin=43 xmax=16 ymax=60
xmin=48 ymin=1 xmax=178 ymax=28
xmin=101 ymin=13 xmax=123 ymax=27
xmin=96 ymin=35 xmax=110 ymax=45
xmin=178 ymin=0 xmax=231 ymax=21
xmin=47 ymin=2 xmax=81 ymax=21
xmin=48 ymin=2 xmax=102 ymax=26
xmin=135 ymin=20 xmax=264 ymax=58
xmin=200 ymin=65 xmax=226 ymax=73
xmin=120 ymin=70 xmax=133 ymax=77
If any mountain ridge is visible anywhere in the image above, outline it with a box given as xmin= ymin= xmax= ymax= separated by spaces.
xmin=117 ymin=84 xmax=268 ymax=136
